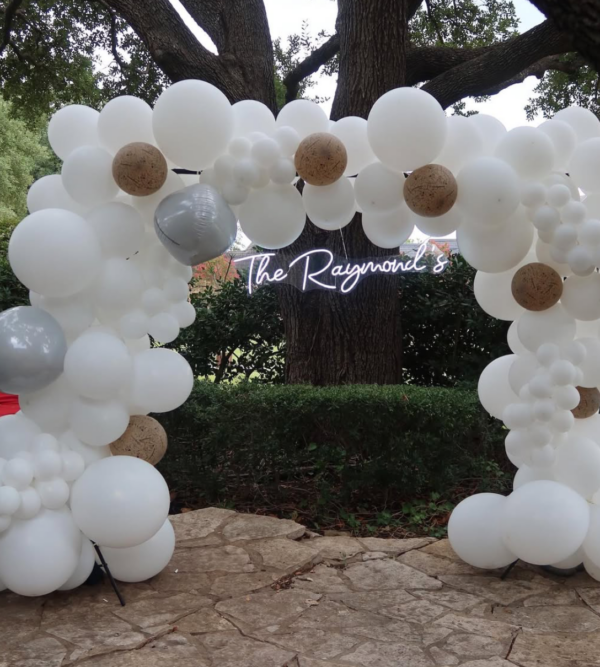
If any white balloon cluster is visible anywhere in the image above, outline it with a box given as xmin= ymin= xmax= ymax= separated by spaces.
xmin=5 ymin=75 xmax=600 ymax=594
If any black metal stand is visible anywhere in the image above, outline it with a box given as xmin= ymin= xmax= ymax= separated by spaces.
xmin=93 ymin=543 xmax=126 ymax=606
xmin=501 ymin=559 xmax=519 ymax=580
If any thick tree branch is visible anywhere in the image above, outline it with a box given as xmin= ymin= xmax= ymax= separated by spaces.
xmin=282 ymin=34 xmax=340 ymax=103
xmin=422 ymin=19 xmax=572 ymax=108
xmin=528 ymin=0 xmax=600 ymax=73
xmin=178 ymin=0 xmax=225 ymax=52
xmin=0 ymin=0 xmax=24 ymax=57
xmin=96 ymin=0 xmax=129 ymax=74
xmin=408 ymin=0 xmax=425 ymax=21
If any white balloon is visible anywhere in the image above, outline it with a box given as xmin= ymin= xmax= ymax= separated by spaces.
xmin=576 ymin=338 xmax=600 ymax=388
xmin=269 ymin=158 xmax=297 ymax=185
xmin=495 ymin=126 xmax=555 ymax=180
xmin=331 ymin=117 xmax=376 ymax=176
xmin=27 ymin=175 xmax=87 ymax=215
xmin=513 ymin=465 xmax=555 ymax=490
xmin=33 ymin=449 xmax=62 ymax=480
xmin=563 ymin=200 xmax=587 ymax=225
xmin=131 ymin=348 xmax=193 ymax=414
xmin=48 ymin=105 xmax=99 ymax=160
xmin=547 ymin=184 xmax=571 ymax=208
xmin=62 ymin=146 xmax=119 ymax=207
xmin=59 ymin=431 xmax=110 ymax=466
xmin=9 ymin=209 xmax=102 ymax=298
xmin=153 ymin=80 xmax=234 ymax=170
xmin=148 ymin=313 xmax=180 ymax=344
xmin=20 ymin=376 xmax=74 ymax=434
xmin=37 ymin=478 xmax=70 ymax=510
xmin=0 ymin=507 xmax=81 ymax=596
xmin=501 ymin=480 xmax=590 ymax=565
xmin=561 ymin=274 xmax=600 ymax=321
xmin=2 ymin=458 xmax=34 ymax=490
xmin=412 ymin=205 xmax=463 ymax=237
xmin=354 ymin=162 xmax=404 ymax=213
xmin=37 ymin=292 xmax=95 ymax=338
xmin=457 ymin=208 xmax=533 ymax=273
xmin=448 ymin=494 xmax=515 ymax=569
xmin=276 ymin=99 xmax=329 ymax=140
xmin=170 ymin=301 xmax=196 ymax=328
xmin=65 ymin=331 xmax=133 ymax=400
xmin=98 ymin=96 xmax=155 ymax=154
xmin=59 ymin=538 xmax=95 ymax=590
xmin=554 ymin=106 xmax=600 ymax=143
xmin=569 ymin=138 xmax=600 ymax=194
xmin=13 ymin=487 xmax=41 ymax=520
xmin=521 ymin=182 xmax=547 ymax=209
xmin=474 ymin=269 xmax=524 ymax=322
xmin=232 ymin=158 xmax=261 ymax=188
xmin=70 ymin=397 xmax=129 ymax=447
xmin=273 ymin=126 xmax=301 ymax=157
xmin=133 ymin=170 xmax=185 ymax=220
xmin=229 ymin=136 xmax=252 ymax=158
xmin=456 ymin=157 xmax=520 ymax=224
xmin=101 ymin=518 xmax=175 ymax=582
xmin=251 ymin=137 xmax=281 ymax=169
xmin=0 ymin=487 xmax=21 ymax=515
xmin=94 ymin=258 xmax=144 ymax=312
xmin=468 ymin=114 xmax=507 ymax=154
xmin=478 ymin=355 xmax=519 ymax=420
xmin=367 ymin=87 xmax=446 ymax=172
xmin=507 ymin=321 xmax=528 ymax=355
xmin=435 ymin=116 xmax=484 ymax=174
xmin=71 ymin=456 xmax=170 ymax=548
xmin=233 ymin=100 xmax=276 ymax=138
xmin=535 ymin=237 xmax=572 ymax=277
xmin=86 ymin=202 xmax=144 ymax=259
xmin=517 ymin=304 xmax=576 ymax=352
xmin=362 ymin=205 xmax=414 ymax=249
xmin=61 ymin=450 xmax=85 ymax=482
xmin=0 ymin=414 xmax=41 ymax=459
xmin=239 ymin=185 xmax=305 ymax=249
xmin=538 ymin=119 xmax=577 ymax=169
xmin=303 ymin=179 xmax=356 ymax=230
xmin=508 ymin=353 xmax=539 ymax=394
xmin=555 ymin=436 xmax=600 ymax=499
xmin=119 ymin=310 xmax=150 ymax=339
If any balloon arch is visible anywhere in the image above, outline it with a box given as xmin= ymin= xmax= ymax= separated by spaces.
xmin=1 ymin=79 xmax=600 ymax=594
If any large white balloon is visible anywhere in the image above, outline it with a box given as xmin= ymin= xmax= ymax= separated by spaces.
xmin=561 ymin=274 xmax=600 ymax=321
xmin=554 ymin=436 xmax=600 ymax=500
xmin=8 ymin=209 xmax=102 ymax=298
xmin=59 ymin=538 xmax=95 ymax=591
xmin=59 ymin=430 xmax=110 ymax=466
xmin=86 ymin=202 xmax=144 ymax=259
xmin=478 ymin=355 xmax=518 ymax=420
xmin=48 ymin=105 xmax=99 ymax=161
xmin=303 ymin=179 xmax=356 ymax=230
xmin=367 ymin=87 xmax=447 ymax=172
xmin=468 ymin=114 xmax=507 ymax=155
xmin=0 ymin=414 xmax=41 ymax=459
xmin=495 ymin=126 xmax=555 ymax=180
xmin=233 ymin=100 xmax=276 ymax=138
xmin=20 ymin=375 xmax=74 ymax=434
xmin=70 ymin=397 xmax=130 ymax=447
xmin=501 ymin=480 xmax=590 ymax=565
xmin=239 ymin=185 xmax=306 ymax=249
xmin=538 ymin=119 xmax=577 ymax=169
xmin=456 ymin=157 xmax=520 ymax=223
xmin=569 ymin=138 xmax=600 ymax=194
xmin=412 ymin=205 xmax=463 ymax=237
xmin=276 ymin=99 xmax=329 ymax=140
xmin=101 ymin=519 xmax=175 ymax=582
xmin=362 ymin=205 xmax=414 ymax=249
xmin=578 ymin=337 xmax=600 ymax=388
xmin=517 ymin=304 xmax=576 ymax=352
xmin=130 ymin=348 xmax=193 ymax=414
xmin=474 ymin=269 xmax=525 ymax=322
xmin=554 ymin=106 xmax=600 ymax=143
xmin=354 ymin=162 xmax=404 ymax=213
xmin=153 ymin=80 xmax=234 ymax=170
xmin=36 ymin=292 xmax=95 ymax=339
xmin=457 ymin=208 xmax=533 ymax=273
xmin=94 ymin=258 xmax=144 ymax=312
xmin=71 ymin=456 xmax=170 ymax=548
xmin=331 ymin=117 xmax=376 ymax=176
xmin=0 ymin=507 xmax=81 ymax=596
xmin=448 ymin=494 xmax=515 ymax=569
xmin=62 ymin=146 xmax=119 ymax=207
xmin=64 ymin=331 xmax=133 ymax=400
xmin=27 ymin=175 xmax=87 ymax=215
xmin=98 ymin=95 xmax=155 ymax=154
xmin=436 ymin=115 xmax=484 ymax=174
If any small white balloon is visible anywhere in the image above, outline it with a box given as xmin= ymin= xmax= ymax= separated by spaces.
xmin=0 ymin=487 xmax=21 ymax=516
xmin=273 ymin=126 xmax=301 ymax=157
xmin=555 ymin=106 xmax=600 ymax=143
xmin=473 ymin=268 xmax=524 ymax=322
xmin=478 ymin=355 xmax=519 ymax=420
xmin=538 ymin=119 xmax=577 ymax=169
xmin=354 ymin=162 xmax=404 ymax=213
xmin=37 ymin=477 xmax=70 ymax=510
xmin=577 ymin=338 xmax=600 ymax=388
xmin=555 ymin=436 xmax=600 ymax=499
xmin=70 ymin=397 xmax=130 ymax=447
xmin=435 ymin=115 xmax=484 ymax=174
xmin=495 ymin=126 xmax=555 ymax=180
xmin=94 ymin=258 xmax=144 ymax=312
xmin=303 ymin=179 xmax=356 ymax=231
xmin=86 ymin=202 xmax=144 ymax=259
xmin=148 ymin=313 xmax=180 ymax=344
xmin=362 ymin=205 xmax=414 ymax=249
xmin=233 ymin=100 xmax=276 ymax=138
xmin=27 ymin=175 xmax=87 ymax=215
xmin=119 ymin=310 xmax=150 ymax=339
xmin=517 ymin=304 xmax=576 ymax=352
xmin=269 ymin=158 xmax=297 ymax=185
xmin=276 ymin=99 xmax=329 ymax=140
xmin=98 ymin=96 xmax=155 ymax=154
xmin=468 ymin=113 xmax=507 ymax=154
xmin=62 ymin=146 xmax=119 ymax=207
xmin=59 ymin=538 xmax=95 ymax=591
xmin=569 ymin=137 xmax=600 ymax=194
xmin=170 ymin=301 xmax=196 ymax=328
xmin=48 ymin=105 xmax=99 ymax=160
xmin=331 ymin=116 xmax=376 ymax=176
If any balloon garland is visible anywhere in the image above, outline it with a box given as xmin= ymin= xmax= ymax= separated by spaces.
xmin=2 ymin=77 xmax=600 ymax=595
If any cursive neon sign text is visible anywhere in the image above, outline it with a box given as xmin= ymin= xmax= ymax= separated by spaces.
xmin=234 ymin=241 xmax=449 ymax=294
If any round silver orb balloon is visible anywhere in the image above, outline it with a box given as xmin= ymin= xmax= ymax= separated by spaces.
xmin=154 ymin=183 xmax=237 ymax=266
xmin=0 ymin=306 xmax=67 ymax=394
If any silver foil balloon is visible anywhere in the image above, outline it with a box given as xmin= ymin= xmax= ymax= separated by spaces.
xmin=0 ymin=306 xmax=67 ymax=394
xmin=154 ymin=183 xmax=237 ymax=266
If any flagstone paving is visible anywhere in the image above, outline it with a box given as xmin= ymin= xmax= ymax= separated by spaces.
xmin=3 ymin=508 xmax=600 ymax=666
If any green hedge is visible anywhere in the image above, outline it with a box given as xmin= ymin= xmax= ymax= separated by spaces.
xmin=157 ymin=382 xmax=509 ymax=518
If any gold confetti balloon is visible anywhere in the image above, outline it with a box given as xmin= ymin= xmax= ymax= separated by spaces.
xmin=109 ymin=415 xmax=168 ymax=466
xmin=572 ymin=386 xmax=600 ymax=419
xmin=112 ymin=142 xmax=168 ymax=196
xmin=404 ymin=164 xmax=458 ymax=217
xmin=511 ymin=262 xmax=563 ymax=312
xmin=294 ymin=132 xmax=348 ymax=186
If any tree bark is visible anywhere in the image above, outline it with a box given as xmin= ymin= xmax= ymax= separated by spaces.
xmin=278 ymin=0 xmax=408 ymax=385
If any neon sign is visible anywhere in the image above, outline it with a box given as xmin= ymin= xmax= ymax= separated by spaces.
xmin=234 ymin=241 xmax=449 ymax=294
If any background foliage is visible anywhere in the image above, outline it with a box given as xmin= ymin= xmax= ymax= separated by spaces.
xmin=157 ymin=381 xmax=509 ymax=535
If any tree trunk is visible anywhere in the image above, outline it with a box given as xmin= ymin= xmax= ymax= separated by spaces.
xmin=278 ymin=0 xmax=408 ymax=385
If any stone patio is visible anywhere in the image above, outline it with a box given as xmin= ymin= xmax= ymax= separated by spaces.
xmin=3 ymin=509 xmax=600 ymax=666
